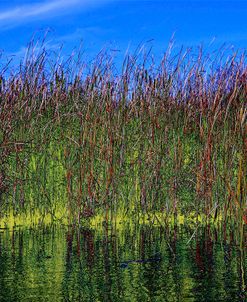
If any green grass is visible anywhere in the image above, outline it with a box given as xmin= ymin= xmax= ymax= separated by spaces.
xmin=0 ymin=39 xmax=246 ymax=240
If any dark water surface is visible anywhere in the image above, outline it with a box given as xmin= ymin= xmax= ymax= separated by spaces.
xmin=0 ymin=224 xmax=246 ymax=302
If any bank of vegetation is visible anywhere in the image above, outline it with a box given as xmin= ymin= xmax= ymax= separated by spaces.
xmin=0 ymin=40 xmax=246 ymax=235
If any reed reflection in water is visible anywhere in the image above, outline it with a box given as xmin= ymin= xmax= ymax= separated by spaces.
xmin=0 ymin=224 xmax=246 ymax=302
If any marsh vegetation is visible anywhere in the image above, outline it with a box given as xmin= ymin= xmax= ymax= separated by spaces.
xmin=0 ymin=40 xmax=246 ymax=242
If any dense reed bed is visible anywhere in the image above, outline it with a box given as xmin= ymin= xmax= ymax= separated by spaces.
xmin=0 ymin=40 xmax=246 ymax=234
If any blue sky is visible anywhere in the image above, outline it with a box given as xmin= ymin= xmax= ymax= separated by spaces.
xmin=0 ymin=0 xmax=246 ymax=67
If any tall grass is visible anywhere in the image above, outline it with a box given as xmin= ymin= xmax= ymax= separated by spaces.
xmin=0 ymin=38 xmax=246 ymax=231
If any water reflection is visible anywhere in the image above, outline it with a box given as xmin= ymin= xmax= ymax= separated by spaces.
xmin=0 ymin=225 xmax=246 ymax=301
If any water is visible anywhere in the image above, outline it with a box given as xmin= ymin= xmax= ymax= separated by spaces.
xmin=0 ymin=224 xmax=246 ymax=302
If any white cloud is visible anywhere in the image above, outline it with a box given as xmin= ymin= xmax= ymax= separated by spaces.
xmin=0 ymin=0 xmax=110 ymax=25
